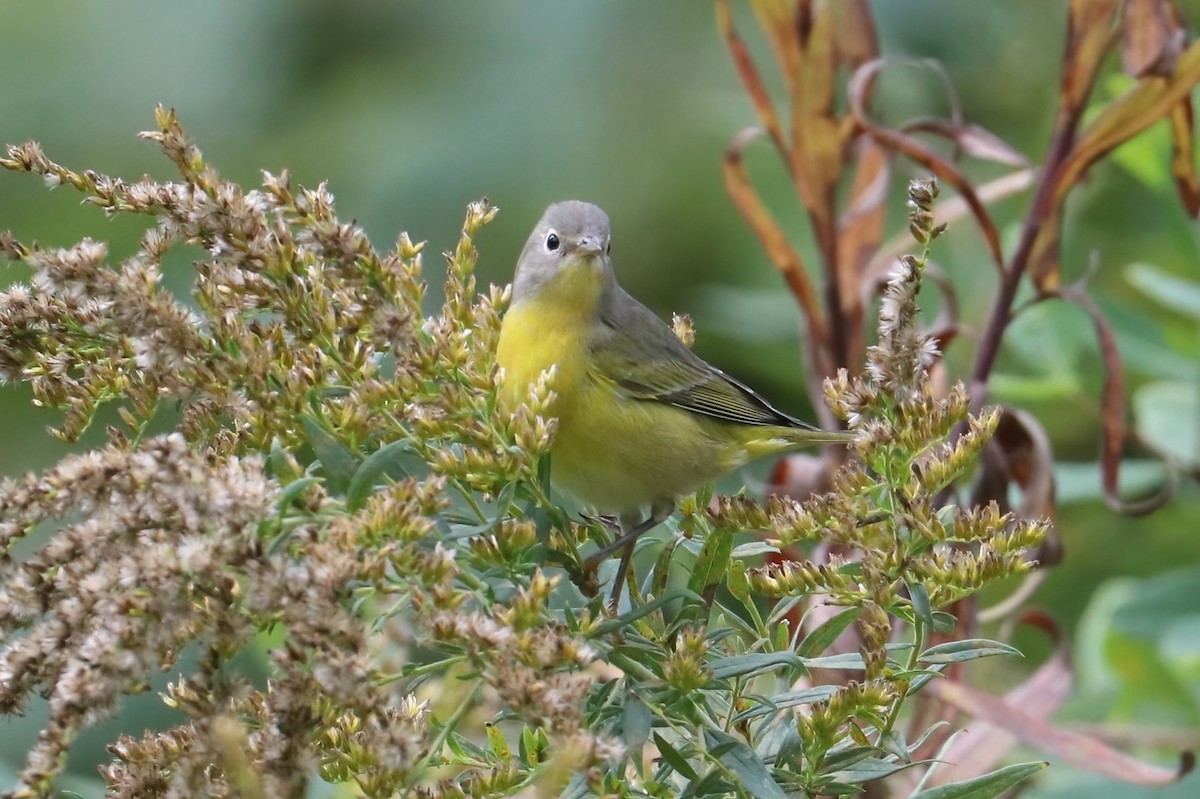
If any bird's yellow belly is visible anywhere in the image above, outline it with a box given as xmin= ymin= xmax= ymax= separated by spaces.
xmin=551 ymin=381 xmax=737 ymax=514
xmin=497 ymin=297 xmax=738 ymax=515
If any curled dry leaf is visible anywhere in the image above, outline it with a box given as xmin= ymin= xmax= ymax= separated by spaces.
xmin=970 ymin=406 xmax=1062 ymax=566
xmin=831 ymin=0 xmax=878 ymax=71
xmin=918 ymin=611 xmax=1071 ymax=788
xmin=928 ymin=670 xmax=1196 ymax=786
xmin=1169 ymin=96 xmax=1200 ymax=216
xmin=902 ymin=119 xmax=1031 ymax=169
xmin=1034 ymin=36 xmax=1200 ymax=288
xmin=838 ymin=139 xmax=890 ymax=366
xmin=848 ymin=59 xmax=1006 ymax=273
xmin=1121 ymin=0 xmax=1184 ymax=78
xmin=1061 ymin=0 xmax=1121 ymax=115
xmin=721 ymin=128 xmax=825 ymax=340
xmin=717 ymin=0 xmax=787 ymax=155
xmin=1042 ymin=287 xmax=1180 ymax=515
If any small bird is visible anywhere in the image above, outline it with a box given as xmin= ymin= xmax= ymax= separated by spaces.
xmin=496 ymin=201 xmax=851 ymax=608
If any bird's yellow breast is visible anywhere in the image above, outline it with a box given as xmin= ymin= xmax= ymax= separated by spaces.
xmin=496 ymin=264 xmax=752 ymax=515
xmin=496 ymin=263 xmax=602 ymax=422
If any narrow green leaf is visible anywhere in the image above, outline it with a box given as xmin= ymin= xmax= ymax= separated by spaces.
xmin=704 ymin=729 xmax=788 ymax=799
xmin=622 ymin=694 xmax=652 ymax=757
xmin=797 ymin=607 xmax=862 ymax=658
xmin=910 ymin=760 xmax=1047 ymax=798
xmin=591 ymin=589 xmax=704 ymax=637
xmin=653 ymin=733 xmax=698 ymax=781
xmin=733 ymin=686 xmax=839 ymax=722
xmin=829 ymin=757 xmax=917 ymax=784
xmin=267 ymin=437 xmax=301 ymax=482
xmin=1127 ymin=262 xmax=1200 ymax=319
xmin=301 ymin=415 xmax=359 ymax=495
xmin=650 ymin=536 xmax=681 ymax=598
xmin=931 ymin=610 xmax=957 ymax=633
xmin=688 ymin=528 xmax=734 ymax=596
xmin=275 ymin=476 xmax=322 ymax=513
xmin=346 ymin=439 xmax=412 ymax=510
xmin=485 ymin=722 xmax=510 ymax=759
xmin=908 ymin=581 xmax=933 ymax=630
xmin=731 ymin=541 xmax=780 ymax=558
xmin=709 ymin=651 xmax=806 ymax=680
xmin=919 ymin=639 xmax=1021 ymax=665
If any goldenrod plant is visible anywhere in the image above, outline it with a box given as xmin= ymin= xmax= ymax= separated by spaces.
xmin=2 ymin=108 xmax=1046 ymax=799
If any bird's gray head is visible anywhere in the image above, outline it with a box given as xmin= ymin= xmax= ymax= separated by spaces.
xmin=512 ymin=200 xmax=615 ymax=302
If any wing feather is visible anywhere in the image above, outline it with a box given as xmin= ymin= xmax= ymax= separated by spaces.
xmin=588 ymin=310 xmax=818 ymax=431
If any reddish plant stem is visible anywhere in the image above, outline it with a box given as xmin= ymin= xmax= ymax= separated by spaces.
xmin=967 ymin=115 xmax=1082 ymax=407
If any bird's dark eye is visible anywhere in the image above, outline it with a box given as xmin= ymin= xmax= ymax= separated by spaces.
xmin=546 ymin=232 xmax=560 ymax=252
xmin=606 ymin=241 xmax=611 ymax=255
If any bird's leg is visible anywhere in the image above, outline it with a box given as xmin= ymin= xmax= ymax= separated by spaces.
xmin=583 ymin=502 xmax=673 ymax=613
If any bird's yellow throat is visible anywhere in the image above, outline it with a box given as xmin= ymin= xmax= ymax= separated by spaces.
xmin=496 ymin=259 xmax=604 ymax=418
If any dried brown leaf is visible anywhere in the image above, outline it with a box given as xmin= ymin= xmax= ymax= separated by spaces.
xmin=789 ymin=1 xmax=844 ymax=268
xmin=921 ymin=612 xmax=1071 ymax=787
xmin=904 ymin=119 xmax=1031 ymax=168
xmin=1028 ymin=210 xmax=1063 ymax=290
xmin=1170 ymin=96 xmax=1200 ymax=215
xmin=1056 ymin=37 xmax=1200 ymax=200
xmin=1044 ymin=286 xmax=1179 ymax=515
xmin=837 ymin=139 xmax=890 ymax=363
xmin=971 ymin=406 xmax=1061 ymax=566
xmin=717 ymin=0 xmax=787 ymax=155
xmin=928 ymin=677 xmax=1195 ymax=785
xmin=832 ymin=0 xmax=878 ymax=69
xmin=849 ymin=61 xmax=1005 ymax=273
xmin=721 ymin=128 xmax=826 ymax=342
xmin=1033 ymin=38 xmax=1200 ymax=288
xmin=1121 ymin=0 xmax=1183 ymax=78
xmin=1062 ymin=0 xmax=1121 ymax=114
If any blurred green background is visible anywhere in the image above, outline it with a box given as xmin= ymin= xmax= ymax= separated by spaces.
xmin=2 ymin=1 xmax=1199 ymax=796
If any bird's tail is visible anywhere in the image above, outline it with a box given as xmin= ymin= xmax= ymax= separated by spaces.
xmin=738 ymin=424 xmax=854 ymax=461
xmin=779 ymin=426 xmax=856 ymax=446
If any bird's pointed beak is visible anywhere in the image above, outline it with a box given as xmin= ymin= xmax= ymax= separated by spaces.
xmin=574 ymin=236 xmax=605 ymax=257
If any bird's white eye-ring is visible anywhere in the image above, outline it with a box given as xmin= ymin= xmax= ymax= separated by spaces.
xmin=545 ymin=231 xmax=560 ymax=252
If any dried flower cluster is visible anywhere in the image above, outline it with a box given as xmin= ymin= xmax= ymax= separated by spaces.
xmin=0 ymin=109 xmax=588 ymax=799
xmin=3 ymin=113 xmax=1045 ymax=799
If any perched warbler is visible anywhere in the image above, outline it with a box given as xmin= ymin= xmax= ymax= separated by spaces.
xmin=496 ymin=201 xmax=851 ymax=606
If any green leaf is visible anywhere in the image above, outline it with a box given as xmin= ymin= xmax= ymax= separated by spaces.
xmin=653 ymin=732 xmax=698 ymax=781
xmin=651 ymin=536 xmax=682 ymax=598
xmin=919 ymin=639 xmax=1020 ymax=665
xmin=733 ymin=686 xmax=839 ymax=722
xmin=590 ymin=589 xmax=703 ymax=637
xmin=267 ymin=437 xmax=301 ymax=482
xmin=301 ymin=415 xmax=360 ymax=495
xmin=346 ymin=439 xmax=412 ymax=510
xmin=1127 ymin=263 xmax=1200 ymax=320
xmin=1134 ymin=380 xmax=1199 ymax=467
xmin=910 ymin=760 xmax=1047 ymax=798
xmin=688 ymin=528 xmax=734 ymax=597
xmin=704 ymin=729 xmax=788 ymax=799
xmin=908 ymin=581 xmax=933 ymax=630
xmin=730 ymin=541 xmax=780 ymax=558
xmin=485 ymin=722 xmax=510 ymax=759
xmin=709 ymin=651 xmax=806 ymax=681
xmin=621 ymin=694 xmax=652 ymax=758
xmin=828 ymin=757 xmax=917 ymax=785
xmin=797 ymin=607 xmax=862 ymax=658
xmin=274 ymin=476 xmax=322 ymax=513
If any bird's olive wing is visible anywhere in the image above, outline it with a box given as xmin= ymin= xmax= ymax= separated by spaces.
xmin=588 ymin=338 xmax=804 ymax=428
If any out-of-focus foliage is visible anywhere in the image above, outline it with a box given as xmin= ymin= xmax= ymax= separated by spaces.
xmin=1 ymin=1 xmax=1199 ymax=797
xmin=0 ymin=116 xmax=1045 ymax=798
